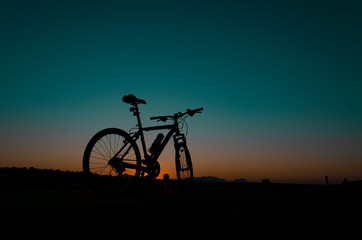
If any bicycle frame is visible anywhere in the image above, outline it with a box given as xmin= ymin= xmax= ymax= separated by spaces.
xmin=107 ymin=103 xmax=190 ymax=177
xmin=130 ymin=104 xmax=182 ymax=162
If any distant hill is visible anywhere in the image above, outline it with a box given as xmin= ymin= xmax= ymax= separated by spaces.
xmin=232 ymin=178 xmax=248 ymax=183
xmin=194 ymin=176 xmax=249 ymax=183
xmin=0 ymin=167 xmax=83 ymax=177
xmin=194 ymin=176 xmax=227 ymax=182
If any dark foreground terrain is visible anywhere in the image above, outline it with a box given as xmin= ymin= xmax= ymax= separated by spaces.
xmin=1 ymin=171 xmax=361 ymax=239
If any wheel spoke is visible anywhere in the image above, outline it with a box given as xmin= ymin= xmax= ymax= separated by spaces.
xmin=105 ymin=135 xmax=112 ymax=156
xmin=89 ymin=161 xmax=108 ymax=165
xmin=91 ymin=149 xmax=109 ymax=161
xmin=110 ymin=134 xmax=116 ymax=156
xmin=116 ymin=134 xmax=121 ymax=155
xmin=90 ymin=165 xmax=108 ymax=169
xmin=109 ymin=134 xmax=115 ymax=157
xmin=101 ymin=137 xmax=111 ymax=158
xmin=97 ymin=139 xmax=110 ymax=159
xmin=93 ymin=165 xmax=109 ymax=174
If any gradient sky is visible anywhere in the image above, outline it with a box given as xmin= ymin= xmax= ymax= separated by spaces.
xmin=1 ymin=0 xmax=362 ymax=184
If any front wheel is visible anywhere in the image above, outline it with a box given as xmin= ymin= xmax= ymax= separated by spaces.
xmin=83 ymin=128 xmax=141 ymax=198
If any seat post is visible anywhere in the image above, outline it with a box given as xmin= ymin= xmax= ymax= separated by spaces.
xmin=133 ymin=104 xmax=148 ymax=158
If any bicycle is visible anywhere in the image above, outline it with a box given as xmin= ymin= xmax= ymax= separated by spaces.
xmin=82 ymin=94 xmax=203 ymax=197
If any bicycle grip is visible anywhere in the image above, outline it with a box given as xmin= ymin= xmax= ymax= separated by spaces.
xmin=186 ymin=107 xmax=202 ymax=117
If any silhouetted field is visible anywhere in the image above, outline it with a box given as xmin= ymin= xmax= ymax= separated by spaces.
xmin=1 ymin=169 xmax=361 ymax=239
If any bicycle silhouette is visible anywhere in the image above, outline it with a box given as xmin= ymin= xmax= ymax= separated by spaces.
xmin=83 ymin=94 xmax=203 ymax=197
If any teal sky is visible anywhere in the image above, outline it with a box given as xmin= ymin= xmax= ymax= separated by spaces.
xmin=1 ymin=0 xmax=362 ymax=184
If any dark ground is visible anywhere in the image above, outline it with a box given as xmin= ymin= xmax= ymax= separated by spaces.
xmin=1 ymin=172 xmax=361 ymax=239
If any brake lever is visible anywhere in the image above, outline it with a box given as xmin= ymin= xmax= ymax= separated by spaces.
xmin=186 ymin=109 xmax=194 ymax=117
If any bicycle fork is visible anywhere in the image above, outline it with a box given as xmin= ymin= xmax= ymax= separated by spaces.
xmin=173 ymin=133 xmax=187 ymax=151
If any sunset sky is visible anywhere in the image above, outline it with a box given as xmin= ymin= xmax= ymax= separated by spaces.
xmin=1 ymin=0 xmax=362 ymax=184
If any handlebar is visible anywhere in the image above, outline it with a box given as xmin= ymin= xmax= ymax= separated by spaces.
xmin=150 ymin=107 xmax=203 ymax=122
xmin=187 ymin=107 xmax=203 ymax=116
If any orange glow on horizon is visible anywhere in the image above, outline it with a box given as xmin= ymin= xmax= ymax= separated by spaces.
xmin=2 ymin=139 xmax=362 ymax=185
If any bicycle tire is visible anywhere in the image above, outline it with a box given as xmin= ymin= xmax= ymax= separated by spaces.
xmin=83 ymin=128 xmax=141 ymax=198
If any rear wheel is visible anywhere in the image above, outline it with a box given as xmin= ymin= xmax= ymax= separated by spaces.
xmin=83 ymin=128 xmax=141 ymax=198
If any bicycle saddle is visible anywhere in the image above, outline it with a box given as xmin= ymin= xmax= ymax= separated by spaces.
xmin=122 ymin=94 xmax=147 ymax=105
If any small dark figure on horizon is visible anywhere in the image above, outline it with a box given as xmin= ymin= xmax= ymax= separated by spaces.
xmin=262 ymin=179 xmax=271 ymax=184
xmin=163 ymin=174 xmax=170 ymax=181
xmin=343 ymin=178 xmax=349 ymax=184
